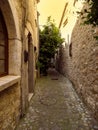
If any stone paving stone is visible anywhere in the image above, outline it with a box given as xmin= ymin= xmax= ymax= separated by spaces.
xmin=16 ymin=68 xmax=98 ymax=130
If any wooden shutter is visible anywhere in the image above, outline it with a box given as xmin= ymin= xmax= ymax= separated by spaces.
xmin=0 ymin=10 xmax=8 ymax=76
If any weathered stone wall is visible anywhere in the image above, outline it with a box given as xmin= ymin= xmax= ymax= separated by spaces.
xmin=58 ymin=1 xmax=98 ymax=120
xmin=0 ymin=83 xmax=20 ymax=130
xmin=0 ymin=1 xmax=21 ymax=129
xmin=0 ymin=0 xmax=39 ymax=129
xmin=12 ymin=0 xmax=39 ymax=115
xmin=70 ymin=22 xmax=98 ymax=119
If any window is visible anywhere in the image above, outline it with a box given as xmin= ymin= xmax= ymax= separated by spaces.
xmin=0 ymin=10 xmax=8 ymax=76
xmin=69 ymin=42 xmax=72 ymax=57
xmin=63 ymin=18 xmax=68 ymax=27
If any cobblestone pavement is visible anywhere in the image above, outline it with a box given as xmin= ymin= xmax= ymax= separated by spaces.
xmin=16 ymin=69 xmax=98 ymax=130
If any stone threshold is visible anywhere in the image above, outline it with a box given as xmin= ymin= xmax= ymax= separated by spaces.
xmin=0 ymin=75 xmax=21 ymax=92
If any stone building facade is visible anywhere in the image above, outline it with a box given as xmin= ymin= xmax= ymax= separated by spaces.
xmin=0 ymin=0 xmax=39 ymax=129
xmin=58 ymin=0 xmax=98 ymax=120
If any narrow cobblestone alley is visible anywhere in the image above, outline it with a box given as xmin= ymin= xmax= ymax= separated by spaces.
xmin=16 ymin=69 xmax=98 ymax=130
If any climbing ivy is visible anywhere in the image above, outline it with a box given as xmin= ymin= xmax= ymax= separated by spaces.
xmin=77 ymin=0 xmax=98 ymax=40
xmin=80 ymin=0 xmax=98 ymax=26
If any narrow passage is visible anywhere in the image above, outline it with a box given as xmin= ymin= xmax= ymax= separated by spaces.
xmin=16 ymin=68 xmax=98 ymax=130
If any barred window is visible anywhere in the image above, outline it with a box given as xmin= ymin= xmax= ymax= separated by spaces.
xmin=0 ymin=10 xmax=8 ymax=76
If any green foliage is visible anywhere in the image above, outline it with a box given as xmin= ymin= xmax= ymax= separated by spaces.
xmin=78 ymin=0 xmax=98 ymax=41
xmin=80 ymin=0 xmax=98 ymax=26
xmin=38 ymin=17 xmax=64 ymax=75
xmin=94 ymin=36 xmax=98 ymax=40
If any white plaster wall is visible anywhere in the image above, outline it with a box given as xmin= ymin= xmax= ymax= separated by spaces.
xmin=60 ymin=0 xmax=84 ymax=44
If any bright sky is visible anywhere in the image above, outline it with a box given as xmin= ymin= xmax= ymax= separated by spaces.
xmin=37 ymin=0 xmax=65 ymax=27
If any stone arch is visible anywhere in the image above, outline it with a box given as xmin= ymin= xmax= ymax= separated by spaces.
xmin=0 ymin=0 xmax=21 ymax=75
xmin=0 ymin=0 xmax=20 ymax=39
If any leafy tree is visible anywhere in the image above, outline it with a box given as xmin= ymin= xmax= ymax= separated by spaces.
xmin=38 ymin=17 xmax=64 ymax=75
xmin=80 ymin=0 xmax=98 ymax=26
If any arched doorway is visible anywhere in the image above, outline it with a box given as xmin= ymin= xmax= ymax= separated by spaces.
xmin=28 ymin=32 xmax=34 ymax=95
xmin=0 ymin=0 xmax=21 ymax=75
xmin=0 ymin=10 xmax=8 ymax=76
